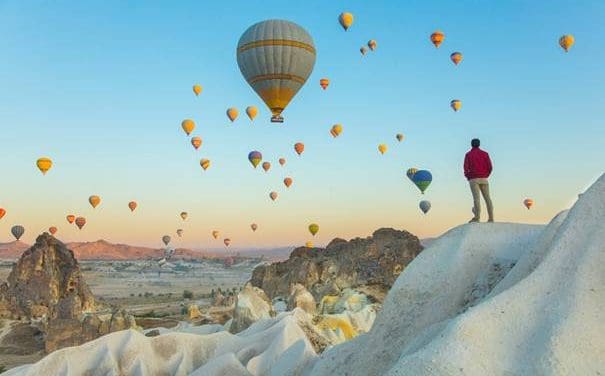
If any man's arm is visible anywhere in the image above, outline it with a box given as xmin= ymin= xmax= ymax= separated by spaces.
xmin=464 ymin=154 xmax=470 ymax=179
xmin=486 ymin=153 xmax=493 ymax=175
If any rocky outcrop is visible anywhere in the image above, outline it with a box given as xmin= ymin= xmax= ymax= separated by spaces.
xmin=250 ymin=228 xmax=423 ymax=302
xmin=0 ymin=233 xmax=138 ymax=354
xmin=287 ymin=284 xmax=316 ymax=314
xmin=0 ymin=233 xmax=95 ymax=320
xmin=229 ymin=283 xmax=273 ymax=334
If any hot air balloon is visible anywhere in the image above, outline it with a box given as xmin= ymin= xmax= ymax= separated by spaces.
xmin=360 ymin=46 xmax=368 ymax=56
xmin=294 ymin=143 xmax=305 ymax=156
xmin=224 ymin=238 xmax=231 ymax=247
xmin=450 ymin=99 xmax=462 ymax=112
xmin=419 ymin=200 xmax=431 ymax=214
xmin=181 ymin=119 xmax=195 ymax=136
xmin=193 ymin=84 xmax=202 ymax=96
xmin=49 ymin=226 xmax=58 ymax=235
xmin=248 ymin=151 xmax=263 ymax=168
xmin=319 ymin=78 xmax=330 ymax=90
xmin=66 ymin=215 xmax=76 ymax=224
xmin=524 ymin=198 xmax=534 ymax=210
xmin=412 ymin=170 xmax=432 ymax=194
xmin=0 ymin=208 xmax=5 ymax=220
xmin=251 ymin=223 xmax=258 ymax=232
xmin=89 ymin=195 xmax=101 ymax=209
xmin=262 ymin=162 xmax=271 ymax=172
xmin=368 ymin=39 xmax=377 ymax=51
xmin=396 ymin=134 xmax=404 ymax=142
xmin=284 ymin=177 xmax=293 ymax=188
xmin=75 ymin=217 xmax=86 ymax=230
xmin=212 ymin=230 xmax=220 ymax=239
xmin=338 ymin=12 xmax=354 ymax=31
xmin=237 ymin=20 xmax=316 ymax=122
xmin=11 ymin=225 xmax=24 ymax=240
xmin=128 ymin=201 xmax=137 ymax=212
xmin=226 ymin=107 xmax=238 ymax=122
xmin=200 ymin=159 xmax=211 ymax=171
xmin=269 ymin=191 xmax=278 ymax=201
xmin=36 ymin=157 xmax=52 ymax=175
xmin=191 ymin=137 xmax=202 ymax=150
xmin=180 ymin=212 xmax=188 ymax=221
xmin=162 ymin=235 xmax=171 ymax=246
xmin=305 ymin=241 xmax=313 ymax=248
xmin=279 ymin=158 xmax=286 ymax=166
xmin=430 ymin=30 xmax=445 ymax=48
xmin=246 ymin=106 xmax=258 ymax=121
xmin=406 ymin=168 xmax=418 ymax=182
xmin=331 ymin=124 xmax=343 ymax=138
xmin=559 ymin=35 xmax=574 ymax=52
xmin=450 ymin=52 xmax=463 ymax=65
xmin=378 ymin=144 xmax=388 ymax=155
xmin=176 ymin=229 xmax=184 ymax=237
xmin=308 ymin=223 xmax=319 ymax=236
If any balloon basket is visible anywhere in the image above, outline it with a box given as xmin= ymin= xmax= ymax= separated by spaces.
xmin=271 ymin=115 xmax=284 ymax=123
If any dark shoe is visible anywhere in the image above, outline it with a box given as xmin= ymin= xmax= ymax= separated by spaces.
xmin=488 ymin=218 xmax=494 ymax=223
xmin=468 ymin=218 xmax=479 ymax=223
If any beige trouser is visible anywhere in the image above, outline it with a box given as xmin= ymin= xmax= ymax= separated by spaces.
xmin=469 ymin=178 xmax=494 ymax=221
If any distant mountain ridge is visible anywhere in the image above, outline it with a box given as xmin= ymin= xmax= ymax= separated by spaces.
xmin=0 ymin=238 xmax=209 ymax=260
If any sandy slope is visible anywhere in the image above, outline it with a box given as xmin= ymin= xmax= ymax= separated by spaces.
xmin=5 ymin=174 xmax=604 ymax=376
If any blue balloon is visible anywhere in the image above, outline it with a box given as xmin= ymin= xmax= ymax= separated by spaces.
xmin=412 ymin=170 xmax=432 ymax=193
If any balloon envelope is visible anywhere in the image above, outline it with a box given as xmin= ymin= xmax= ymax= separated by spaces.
xmin=524 ymin=198 xmax=534 ymax=209
xmin=338 ymin=12 xmax=353 ymax=31
xmin=406 ymin=168 xmax=418 ymax=182
xmin=200 ymin=159 xmax=211 ymax=171
xmin=224 ymin=238 xmax=231 ymax=247
xmin=0 ymin=208 xmax=5 ymax=220
xmin=412 ymin=170 xmax=432 ymax=193
xmin=430 ymin=30 xmax=445 ymax=48
xmin=193 ymin=84 xmax=202 ymax=96
xmin=559 ymin=35 xmax=574 ymax=52
xmin=162 ymin=235 xmax=171 ymax=245
xmin=237 ymin=20 xmax=316 ymax=122
xmin=262 ymin=162 xmax=271 ymax=172
xmin=419 ymin=200 xmax=431 ymax=214
xmin=396 ymin=134 xmax=404 ymax=142
xmin=319 ymin=78 xmax=329 ymax=90
xmin=294 ymin=143 xmax=305 ymax=156
xmin=89 ymin=195 xmax=101 ymax=209
xmin=378 ymin=144 xmax=388 ymax=155
xmin=251 ymin=223 xmax=258 ymax=232
xmin=279 ymin=158 xmax=286 ymax=166
xmin=248 ymin=151 xmax=263 ymax=168
xmin=284 ymin=177 xmax=293 ymax=188
xmin=212 ymin=230 xmax=220 ymax=239
xmin=451 ymin=99 xmax=462 ymax=112
xmin=181 ymin=119 xmax=195 ymax=136
xmin=49 ymin=226 xmax=58 ymax=235
xmin=368 ymin=39 xmax=377 ymax=51
xmin=180 ymin=212 xmax=188 ymax=220
xmin=75 ymin=217 xmax=86 ymax=230
xmin=191 ymin=137 xmax=202 ymax=150
xmin=66 ymin=215 xmax=76 ymax=224
xmin=308 ymin=223 xmax=319 ymax=236
xmin=246 ymin=106 xmax=258 ymax=120
xmin=128 ymin=201 xmax=137 ymax=212
xmin=11 ymin=225 xmax=24 ymax=240
xmin=36 ymin=157 xmax=52 ymax=175
xmin=269 ymin=192 xmax=278 ymax=201
xmin=226 ymin=107 xmax=238 ymax=122
xmin=450 ymin=52 xmax=463 ymax=65
xmin=176 ymin=229 xmax=184 ymax=237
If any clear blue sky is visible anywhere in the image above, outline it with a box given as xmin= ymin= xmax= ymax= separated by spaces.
xmin=0 ymin=0 xmax=603 ymax=248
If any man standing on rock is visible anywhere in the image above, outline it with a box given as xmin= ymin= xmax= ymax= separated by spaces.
xmin=464 ymin=138 xmax=494 ymax=222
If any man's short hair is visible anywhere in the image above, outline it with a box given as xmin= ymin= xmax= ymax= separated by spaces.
xmin=471 ymin=138 xmax=480 ymax=147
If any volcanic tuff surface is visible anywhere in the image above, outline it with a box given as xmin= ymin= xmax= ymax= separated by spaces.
xmin=249 ymin=228 xmax=424 ymax=302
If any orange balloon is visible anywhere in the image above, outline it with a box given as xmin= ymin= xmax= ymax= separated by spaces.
xmin=246 ymin=106 xmax=258 ymax=121
xmin=262 ymin=161 xmax=271 ymax=172
xmin=251 ymin=223 xmax=258 ymax=232
xmin=320 ymin=78 xmax=330 ymax=90
xmin=89 ymin=195 xmax=101 ymax=209
xmin=284 ymin=177 xmax=293 ymax=188
xmin=181 ymin=119 xmax=195 ymax=136
xmin=450 ymin=52 xmax=463 ymax=65
xmin=0 ymin=208 xmax=5 ymax=220
xmin=294 ymin=142 xmax=305 ymax=156
xmin=212 ymin=230 xmax=220 ymax=239
xmin=430 ymin=30 xmax=445 ymax=48
xmin=226 ymin=108 xmax=238 ymax=122
xmin=191 ymin=136 xmax=202 ymax=150
xmin=128 ymin=201 xmax=137 ymax=212
xmin=75 ymin=216 xmax=86 ymax=230
xmin=200 ymin=158 xmax=211 ymax=171
xmin=66 ymin=215 xmax=76 ymax=224
xmin=49 ymin=226 xmax=58 ymax=235
xmin=279 ymin=158 xmax=286 ymax=166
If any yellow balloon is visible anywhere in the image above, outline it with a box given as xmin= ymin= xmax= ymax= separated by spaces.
xmin=192 ymin=84 xmax=202 ymax=96
xmin=246 ymin=106 xmax=258 ymax=121
xmin=200 ymin=159 xmax=211 ymax=171
xmin=450 ymin=99 xmax=462 ymax=112
xmin=308 ymin=223 xmax=319 ymax=236
xmin=331 ymin=124 xmax=343 ymax=137
xmin=305 ymin=241 xmax=313 ymax=248
xmin=339 ymin=12 xmax=354 ymax=31
xmin=182 ymin=119 xmax=195 ymax=136
xmin=36 ymin=157 xmax=53 ymax=175
xmin=378 ymin=144 xmax=388 ymax=155
xmin=559 ymin=34 xmax=574 ymax=52
xmin=227 ymin=107 xmax=238 ymax=122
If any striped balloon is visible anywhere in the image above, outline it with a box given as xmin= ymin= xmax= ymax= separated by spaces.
xmin=237 ymin=20 xmax=316 ymax=122
xmin=11 ymin=225 xmax=24 ymax=241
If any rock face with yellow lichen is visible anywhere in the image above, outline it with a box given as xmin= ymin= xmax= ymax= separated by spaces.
xmin=250 ymin=228 xmax=423 ymax=303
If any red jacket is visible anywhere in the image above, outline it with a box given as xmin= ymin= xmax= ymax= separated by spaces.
xmin=464 ymin=147 xmax=493 ymax=180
